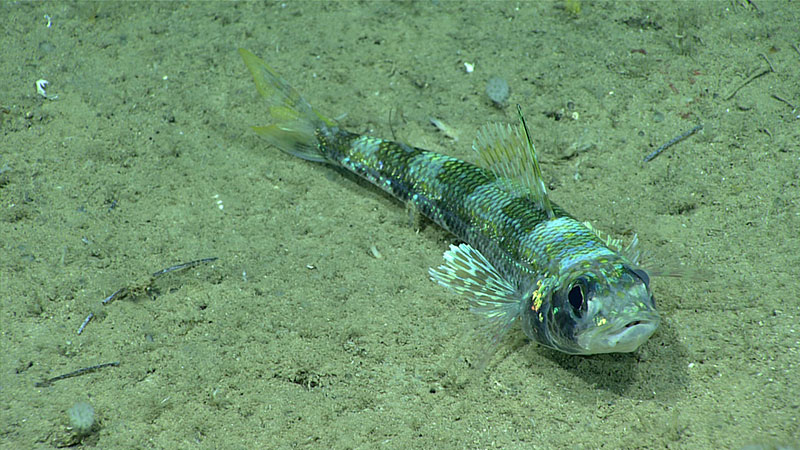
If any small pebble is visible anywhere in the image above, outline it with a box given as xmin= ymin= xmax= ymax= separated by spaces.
xmin=68 ymin=402 xmax=95 ymax=436
xmin=486 ymin=76 xmax=510 ymax=108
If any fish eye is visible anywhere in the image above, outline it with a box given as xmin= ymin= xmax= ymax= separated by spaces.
xmin=568 ymin=283 xmax=584 ymax=314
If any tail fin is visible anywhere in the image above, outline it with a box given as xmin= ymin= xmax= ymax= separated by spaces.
xmin=239 ymin=48 xmax=335 ymax=162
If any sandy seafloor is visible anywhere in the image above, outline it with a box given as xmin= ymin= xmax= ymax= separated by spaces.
xmin=1 ymin=1 xmax=798 ymax=448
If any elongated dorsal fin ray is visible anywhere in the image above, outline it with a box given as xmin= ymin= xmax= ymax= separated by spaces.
xmin=472 ymin=105 xmax=555 ymax=218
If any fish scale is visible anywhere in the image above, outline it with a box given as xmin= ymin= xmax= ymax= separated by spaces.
xmin=323 ymin=132 xmax=576 ymax=279
xmin=240 ymin=48 xmax=660 ymax=355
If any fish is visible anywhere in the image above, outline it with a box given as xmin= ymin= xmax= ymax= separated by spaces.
xmin=239 ymin=48 xmax=660 ymax=355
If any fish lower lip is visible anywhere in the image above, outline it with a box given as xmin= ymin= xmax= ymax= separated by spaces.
xmin=578 ymin=318 xmax=660 ymax=354
xmin=612 ymin=322 xmax=658 ymax=344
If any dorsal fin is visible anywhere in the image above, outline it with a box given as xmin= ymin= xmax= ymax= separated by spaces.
xmin=583 ymin=221 xmax=643 ymax=265
xmin=473 ymin=105 xmax=555 ymax=219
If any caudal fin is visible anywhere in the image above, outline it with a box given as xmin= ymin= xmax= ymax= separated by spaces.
xmin=239 ymin=48 xmax=334 ymax=162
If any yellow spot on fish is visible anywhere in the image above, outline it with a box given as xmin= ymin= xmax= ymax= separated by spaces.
xmin=531 ymin=279 xmax=544 ymax=312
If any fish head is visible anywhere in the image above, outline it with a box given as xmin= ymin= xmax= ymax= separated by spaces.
xmin=542 ymin=261 xmax=660 ymax=355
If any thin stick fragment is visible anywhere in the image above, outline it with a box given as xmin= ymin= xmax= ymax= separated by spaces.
xmin=724 ymin=68 xmax=771 ymax=101
xmin=77 ymin=312 xmax=93 ymax=335
xmin=644 ymin=124 xmax=703 ymax=162
xmin=35 ymin=361 xmax=120 ymax=387
xmin=771 ymin=94 xmax=797 ymax=110
xmin=151 ymin=257 xmax=218 ymax=278
xmin=102 ymin=287 xmax=125 ymax=305
xmin=792 ymin=44 xmax=800 ymax=59
xmin=758 ymin=53 xmax=775 ymax=73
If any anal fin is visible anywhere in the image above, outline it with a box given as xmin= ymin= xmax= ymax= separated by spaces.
xmin=405 ymin=200 xmax=422 ymax=232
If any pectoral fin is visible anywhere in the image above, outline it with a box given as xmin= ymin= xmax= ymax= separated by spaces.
xmin=429 ymin=243 xmax=523 ymax=346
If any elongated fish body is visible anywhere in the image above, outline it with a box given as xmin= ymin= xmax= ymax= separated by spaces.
xmin=240 ymin=49 xmax=659 ymax=355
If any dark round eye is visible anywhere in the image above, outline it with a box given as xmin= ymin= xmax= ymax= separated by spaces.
xmin=568 ymin=284 xmax=584 ymax=312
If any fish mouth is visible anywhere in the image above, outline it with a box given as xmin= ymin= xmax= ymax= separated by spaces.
xmin=578 ymin=315 xmax=660 ymax=354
